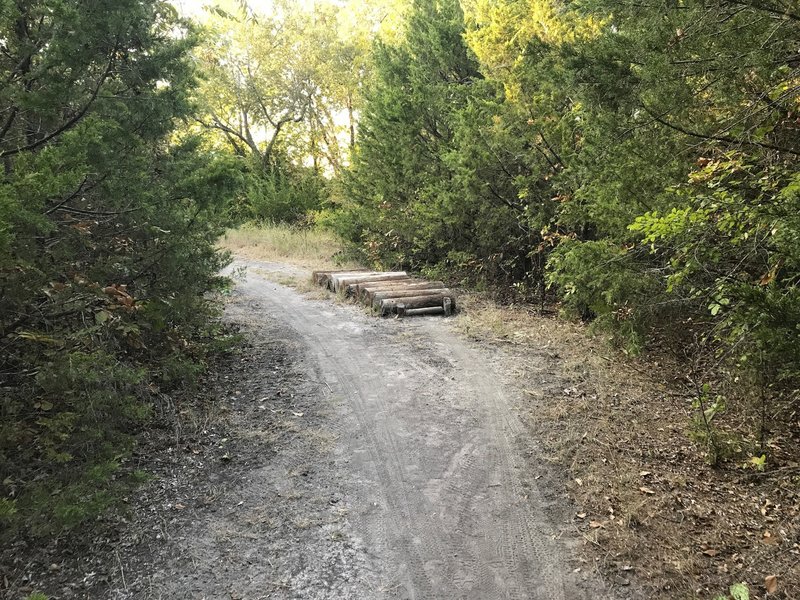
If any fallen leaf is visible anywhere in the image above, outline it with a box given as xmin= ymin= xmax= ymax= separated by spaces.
xmin=639 ymin=471 xmax=652 ymax=477
xmin=762 ymin=531 xmax=780 ymax=545
xmin=765 ymin=575 xmax=778 ymax=594
xmin=703 ymin=549 xmax=719 ymax=557
xmin=589 ymin=520 xmax=607 ymax=529
xmin=292 ymin=411 xmax=304 ymax=417
xmin=639 ymin=487 xmax=656 ymax=495
xmin=574 ymin=478 xmax=583 ymax=486
xmin=576 ymin=512 xmax=587 ymax=519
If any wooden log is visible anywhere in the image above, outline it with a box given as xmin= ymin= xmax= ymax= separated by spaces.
xmin=326 ymin=271 xmax=382 ymax=291
xmin=312 ymin=269 xmax=369 ymax=286
xmin=401 ymin=306 xmax=446 ymax=317
xmin=333 ymin=271 xmax=407 ymax=294
xmin=443 ymin=296 xmax=453 ymax=317
xmin=380 ymin=293 xmax=455 ymax=316
xmin=361 ymin=280 xmax=445 ymax=303
xmin=371 ymin=288 xmax=450 ymax=309
xmin=315 ymin=270 xmax=372 ymax=289
xmin=352 ymin=277 xmax=418 ymax=299
xmin=341 ymin=273 xmax=411 ymax=296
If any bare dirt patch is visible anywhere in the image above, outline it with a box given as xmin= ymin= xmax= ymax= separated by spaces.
xmin=8 ymin=260 xmax=792 ymax=600
xmin=2 ymin=291 xmax=377 ymax=599
xmin=3 ymin=261 xmax=619 ymax=600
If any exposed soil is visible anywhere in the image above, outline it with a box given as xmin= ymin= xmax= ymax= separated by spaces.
xmin=6 ymin=258 xmax=794 ymax=600
xmin=2 ymin=259 xmax=620 ymax=599
xmin=454 ymin=296 xmax=800 ymax=600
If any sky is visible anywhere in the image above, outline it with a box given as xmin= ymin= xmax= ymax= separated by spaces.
xmin=171 ymin=0 xmax=321 ymax=20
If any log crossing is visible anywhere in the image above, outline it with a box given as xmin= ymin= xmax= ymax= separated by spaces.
xmin=311 ymin=270 xmax=456 ymax=318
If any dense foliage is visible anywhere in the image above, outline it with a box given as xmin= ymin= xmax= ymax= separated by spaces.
xmin=336 ymin=0 xmax=800 ymax=451
xmin=0 ymin=0 xmax=238 ymax=536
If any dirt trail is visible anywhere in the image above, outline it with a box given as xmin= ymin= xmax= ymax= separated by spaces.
xmin=103 ymin=259 xmax=620 ymax=599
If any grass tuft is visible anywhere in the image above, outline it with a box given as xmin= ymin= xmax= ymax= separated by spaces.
xmin=219 ymin=223 xmax=359 ymax=271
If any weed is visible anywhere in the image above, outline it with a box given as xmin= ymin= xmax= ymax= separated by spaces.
xmin=219 ymin=223 xmax=358 ymax=270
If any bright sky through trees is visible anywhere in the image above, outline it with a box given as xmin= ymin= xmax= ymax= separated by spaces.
xmin=172 ymin=0 xmax=331 ymax=19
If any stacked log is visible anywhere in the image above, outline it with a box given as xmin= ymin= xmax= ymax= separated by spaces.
xmin=359 ymin=280 xmax=445 ymax=303
xmin=312 ymin=269 xmax=369 ymax=289
xmin=334 ymin=271 xmax=408 ymax=294
xmin=311 ymin=270 xmax=456 ymax=318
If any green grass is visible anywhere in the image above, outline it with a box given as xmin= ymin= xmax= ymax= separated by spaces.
xmin=220 ymin=223 xmax=359 ymax=271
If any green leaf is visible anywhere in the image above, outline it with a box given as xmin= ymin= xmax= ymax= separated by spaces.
xmin=730 ymin=583 xmax=749 ymax=600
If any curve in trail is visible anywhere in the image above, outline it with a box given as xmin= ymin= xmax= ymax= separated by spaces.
xmin=237 ymin=261 xmax=612 ymax=600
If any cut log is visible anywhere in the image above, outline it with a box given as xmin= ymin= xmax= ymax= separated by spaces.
xmin=352 ymin=278 xmax=418 ymax=299
xmin=361 ymin=280 xmax=445 ymax=303
xmin=315 ymin=270 xmax=375 ymax=289
xmin=371 ymin=288 xmax=450 ymax=309
xmin=341 ymin=273 xmax=412 ymax=296
xmin=333 ymin=271 xmax=407 ymax=294
xmin=380 ymin=293 xmax=455 ymax=316
xmin=311 ymin=269 xmax=368 ymax=286
xmin=397 ymin=305 xmax=445 ymax=318
xmin=327 ymin=271 xmax=381 ymax=292
xmin=443 ymin=296 xmax=453 ymax=317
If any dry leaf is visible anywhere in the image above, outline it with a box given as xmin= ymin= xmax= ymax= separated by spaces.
xmin=639 ymin=471 xmax=652 ymax=477
xmin=765 ymin=575 xmax=778 ymax=594
xmin=762 ymin=531 xmax=780 ymax=545
xmin=589 ymin=520 xmax=607 ymax=529
xmin=576 ymin=512 xmax=587 ymax=519
xmin=703 ymin=549 xmax=719 ymax=557
xmin=639 ymin=487 xmax=656 ymax=495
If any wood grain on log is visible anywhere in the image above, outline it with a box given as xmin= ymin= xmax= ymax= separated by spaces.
xmin=325 ymin=271 xmax=382 ymax=291
xmin=399 ymin=306 xmax=446 ymax=317
xmin=361 ymin=281 xmax=446 ymax=303
xmin=312 ymin=269 xmax=368 ymax=286
xmin=371 ymin=288 xmax=449 ymax=309
xmin=333 ymin=271 xmax=408 ymax=294
xmin=380 ymin=293 xmax=455 ymax=316
xmin=352 ymin=278 xmax=418 ymax=298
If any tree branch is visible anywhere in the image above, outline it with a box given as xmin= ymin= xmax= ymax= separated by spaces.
xmin=0 ymin=44 xmax=118 ymax=158
xmin=641 ymin=103 xmax=800 ymax=157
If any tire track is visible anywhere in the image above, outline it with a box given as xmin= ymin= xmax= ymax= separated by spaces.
xmin=233 ymin=261 xmax=615 ymax=600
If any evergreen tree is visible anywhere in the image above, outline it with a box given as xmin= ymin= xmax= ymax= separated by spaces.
xmin=0 ymin=0 xmax=239 ymax=535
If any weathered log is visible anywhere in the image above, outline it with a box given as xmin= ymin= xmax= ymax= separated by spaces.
xmin=396 ymin=305 xmax=445 ymax=318
xmin=315 ymin=270 xmax=374 ymax=289
xmin=333 ymin=271 xmax=407 ymax=294
xmin=341 ymin=273 xmax=412 ymax=296
xmin=360 ymin=280 xmax=445 ymax=303
xmin=371 ymin=288 xmax=450 ymax=308
xmin=443 ymin=296 xmax=453 ymax=317
xmin=311 ymin=269 xmax=368 ymax=286
xmin=380 ymin=293 xmax=455 ymax=316
xmin=352 ymin=277 xmax=418 ymax=299
xmin=325 ymin=271 xmax=382 ymax=291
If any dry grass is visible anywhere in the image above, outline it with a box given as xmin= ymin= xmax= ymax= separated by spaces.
xmin=219 ymin=236 xmax=797 ymax=599
xmin=452 ymin=293 xmax=798 ymax=600
xmin=219 ymin=223 xmax=360 ymax=271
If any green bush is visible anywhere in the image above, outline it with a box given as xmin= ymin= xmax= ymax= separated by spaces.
xmin=245 ymin=163 xmax=328 ymax=225
xmin=0 ymin=0 xmax=239 ymax=538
